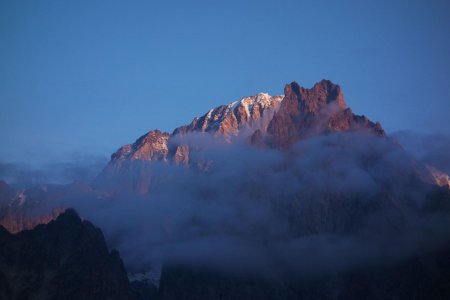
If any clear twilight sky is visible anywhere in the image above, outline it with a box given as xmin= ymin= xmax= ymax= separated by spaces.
xmin=1 ymin=0 xmax=449 ymax=165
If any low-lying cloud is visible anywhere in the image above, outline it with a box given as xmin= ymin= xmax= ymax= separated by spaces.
xmin=392 ymin=130 xmax=450 ymax=174
xmin=2 ymin=130 xmax=449 ymax=279
xmin=0 ymin=155 xmax=108 ymax=189
xmin=54 ymin=131 xmax=450 ymax=277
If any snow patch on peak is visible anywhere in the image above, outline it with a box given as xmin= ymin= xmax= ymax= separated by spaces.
xmin=225 ymin=93 xmax=284 ymax=125
xmin=229 ymin=100 xmax=240 ymax=111
xmin=205 ymin=108 xmax=215 ymax=120
xmin=170 ymin=93 xmax=285 ymax=140
xmin=194 ymin=93 xmax=284 ymax=123
xmin=235 ymin=93 xmax=284 ymax=116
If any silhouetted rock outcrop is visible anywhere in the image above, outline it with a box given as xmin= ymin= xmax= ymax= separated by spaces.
xmin=0 ymin=209 xmax=139 ymax=300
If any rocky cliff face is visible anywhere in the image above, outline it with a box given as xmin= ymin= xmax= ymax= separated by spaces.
xmin=110 ymin=130 xmax=171 ymax=169
xmin=107 ymin=93 xmax=283 ymax=171
xmin=105 ymin=80 xmax=385 ymax=171
xmin=0 ymin=209 xmax=139 ymax=300
xmin=96 ymin=80 xmax=449 ymax=195
xmin=173 ymin=93 xmax=283 ymax=138
xmin=264 ymin=80 xmax=384 ymax=148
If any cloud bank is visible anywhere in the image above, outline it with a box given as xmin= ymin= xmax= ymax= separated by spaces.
xmin=47 ymin=131 xmax=450 ymax=277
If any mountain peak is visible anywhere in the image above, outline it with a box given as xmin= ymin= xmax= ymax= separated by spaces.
xmin=102 ymin=80 xmax=384 ymax=175
xmin=109 ymin=129 xmax=170 ymax=168
xmin=284 ymin=80 xmax=346 ymax=114
xmin=266 ymin=80 xmax=381 ymax=148
xmin=173 ymin=92 xmax=283 ymax=138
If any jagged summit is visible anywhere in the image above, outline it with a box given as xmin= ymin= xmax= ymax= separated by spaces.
xmin=289 ymin=79 xmax=347 ymax=111
xmin=107 ymin=80 xmax=384 ymax=169
xmin=109 ymin=130 xmax=170 ymax=169
xmin=264 ymin=80 xmax=383 ymax=148
xmin=173 ymin=92 xmax=283 ymax=138
xmin=109 ymin=92 xmax=284 ymax=167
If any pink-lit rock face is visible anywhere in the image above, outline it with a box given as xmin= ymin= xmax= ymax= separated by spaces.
xmin=173 ymin=93 xmax=283 ymax=138
xmin=92 ymin=80 xmax=392 ymax=197
xmin=107 ymin=92 xmax=284 ymax=170
xmin=265 ymin=80 xmax=384 ymax=148
xmin=110 ymin=130 xmax=170 ymax=168
xmin=106 ymin=80 xmax=385 ymax=172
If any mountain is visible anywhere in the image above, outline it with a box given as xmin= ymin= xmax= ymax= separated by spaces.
xmin=1 ymin=79 xmax=448 ymax=235
xmin=106 ymin=80 xmax=384 ymax=171
xmin=263 ymin=80 xmax=384 ymax=148
xmin=173 ymin=93 xmax=283 ymax=138
xmin=98 ymin=80 xmax=445 ymax=194
xmin=98 ymin=80 xmax=393 ymax=193
xmin=92 ymin=80 xmax=450 ymax=299
xmin=1 ymin=79 xmax=449 ymax=299
xmin=0 ymin=209 xmax=139 ymax=300
xmin=106 ymin=92 xmax=283 ymax=171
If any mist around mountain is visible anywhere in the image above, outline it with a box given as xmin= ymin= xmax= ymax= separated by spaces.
xmin=392 ymin=131 xmax=450 ymax=175
xmin=1 ymin=80 xmax=450 ymax=299
xmin=0 ymin=156 xmax=108 ymax=189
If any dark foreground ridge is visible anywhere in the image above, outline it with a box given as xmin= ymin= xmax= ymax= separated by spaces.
xmin=0 ymin=209 xmax=139 ymax=300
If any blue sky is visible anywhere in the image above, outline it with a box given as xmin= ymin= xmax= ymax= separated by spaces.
xmin=1 ymin=0 xmax=449 ymax=164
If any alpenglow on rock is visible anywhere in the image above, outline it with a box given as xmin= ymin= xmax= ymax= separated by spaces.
xmin=109 ymin=130 xmax=171 ymax=170
xmin=105 ymin=80 xmax=384 ymax=170
xmin=107 ymin=92 xmax=284 ymax=169
xmin=264 ymin=80 xmax=384 ymax=148
xmin=173 ymin=93 xmax=283 ymax=137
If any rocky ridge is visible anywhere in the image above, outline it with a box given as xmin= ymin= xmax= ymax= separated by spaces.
xmin=107 ymin=80 xmax=384 ymax=170
xmin=264 ymin=80 xmax=384 ymax=148
xmin=0 ymin=209 xmax=139 ymax=300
